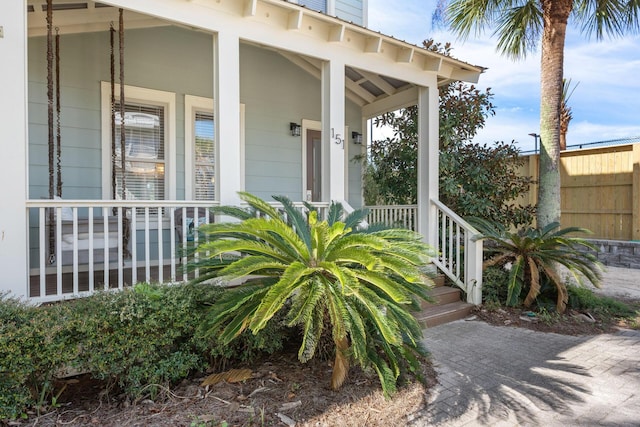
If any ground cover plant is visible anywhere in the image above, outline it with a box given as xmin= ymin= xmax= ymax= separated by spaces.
xmin=190 ymin=192 xmax=435 ymax=396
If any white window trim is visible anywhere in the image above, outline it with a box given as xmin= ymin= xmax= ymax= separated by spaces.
xmin=184 ymin=95 xmax=246 ymax=200
xmin=100 ymin=82 xmax=177 ymax=200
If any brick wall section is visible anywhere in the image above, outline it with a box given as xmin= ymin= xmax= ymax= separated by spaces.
xmin=587 ymin=239 xmax=640 ymax=269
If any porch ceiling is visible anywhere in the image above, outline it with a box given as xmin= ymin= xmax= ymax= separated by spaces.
xmin=27 ymin=0 xmax=485 ymax=115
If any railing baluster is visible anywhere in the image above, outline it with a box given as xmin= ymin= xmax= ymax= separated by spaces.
xmin=72 ymin=208 xmax=79 ymax=295
xmin=131 ymin=207 xmax=137 ymax=286
xmin=103 ymin=207 xmax=109 ymax=290
xmin=117 ymin=207 xmax=124 ymax=290
xmin=38 ymin=207 xmax=46 ymax=297
xmin=455 ymin=223 xmax=461 ymax=279
xmin=157 ymin=208 xmax=163 ymax=283
xmin=181 ymin=206 xmax=188 ymax=282
xmin=194 ymin=207 xmax=199 ymax=279
xmin=170 ymin=207 xmax=176 ymax=282
xmin=145 ymin=208 xmax=151 ymax=283
xmin=88 ymin=208 xmax=94 ymax=293
xmin=56 ymin=207 xmax=62 ymax=296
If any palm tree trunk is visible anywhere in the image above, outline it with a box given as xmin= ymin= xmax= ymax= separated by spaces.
xmin=537 ymin=0 xmax=572 ymax=227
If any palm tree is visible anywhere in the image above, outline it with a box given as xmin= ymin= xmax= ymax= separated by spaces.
xmin=470 ymin=218 xmax=602 ymax=313
xmin=191 ymin=193 xmax=435 ymax=396
xmin=438 ymin=0 xmax=640 ymax=227
xmin=560 ymin=78 xmax=579 ymax=150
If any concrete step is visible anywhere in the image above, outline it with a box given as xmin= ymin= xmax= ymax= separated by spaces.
xmin=421 ymin=286 xmax=462 ymax=308
xmin=415 ymin=301 xmax=474 ymax=328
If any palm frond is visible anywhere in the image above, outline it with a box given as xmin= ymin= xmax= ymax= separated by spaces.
xmin=494 ymin=0 xmax=543 ymax=59
xmin=326 ymin=201 xmax=344 ymax=226
xmin=343 ymin=207 xmax=371 ymax=230
xmin=271 ymin=195 xmax=312 ymax=251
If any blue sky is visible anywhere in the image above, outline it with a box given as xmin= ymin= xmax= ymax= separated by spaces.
xmin=368 ymin=0 xmax=640 ymax=151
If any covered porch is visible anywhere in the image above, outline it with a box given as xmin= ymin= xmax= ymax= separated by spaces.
xmin=1 ymin=0 xmax=483 ymax=304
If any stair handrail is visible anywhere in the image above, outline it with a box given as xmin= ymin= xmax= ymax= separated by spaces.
xmin=430 ymin=199 xmax=483 ymax=305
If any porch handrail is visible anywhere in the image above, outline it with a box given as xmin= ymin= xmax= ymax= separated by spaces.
xmin=431 ymin=199 xmax=483 ymax=305
xmin=26 ymin=199 xmax=220 ymax=303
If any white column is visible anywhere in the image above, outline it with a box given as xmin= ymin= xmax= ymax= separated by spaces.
xmin=321 ymin=60 xmax=346 ymax=202
xmin=417 ymin=85 xmax=439 ymax=246
xmin=214 ymin=31 xmax=242 ymax=206
xmin=0 ymin=1 xmax=29 ymax=298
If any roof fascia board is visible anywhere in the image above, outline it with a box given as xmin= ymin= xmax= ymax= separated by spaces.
xmin=61 ymin=0 xmax=482 ymax=86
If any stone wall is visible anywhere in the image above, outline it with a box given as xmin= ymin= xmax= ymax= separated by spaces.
xmin=588 ymin=240 xmax=640 ymax=269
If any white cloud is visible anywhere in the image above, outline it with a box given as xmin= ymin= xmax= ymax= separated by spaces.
xmin=367 ymin=1 xmax=640 ymax=148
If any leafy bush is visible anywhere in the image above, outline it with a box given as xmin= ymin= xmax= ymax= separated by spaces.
xmin=0 ymin=296 xmax=78 ymax=419
xmin=482 ymin=265 xmax=510 ymax=305
xmin=472 ymin=219 xmax=603 ymax=313
xmin=0 ymin=283 xmax=291 ymax=420
xmin=191 ymin=193 xmax=435 ymax=396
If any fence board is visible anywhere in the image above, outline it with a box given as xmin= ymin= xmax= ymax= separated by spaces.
xmin=519 ymin=143 xmax=640 ymax=240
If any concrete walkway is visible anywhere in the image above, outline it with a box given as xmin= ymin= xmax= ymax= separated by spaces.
xmin=412 ymin=267 xmax=640 ymax=427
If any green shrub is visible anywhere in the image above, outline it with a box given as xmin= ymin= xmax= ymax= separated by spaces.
xmin=1 ymin=283 xmax=292 ymax=420
xmin=0 ymin=296 xmax=78 ymax=419
xmin=482 ymin=265 xmax=510 ymax=305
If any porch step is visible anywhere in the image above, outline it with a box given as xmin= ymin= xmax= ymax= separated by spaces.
xmin=415 ymin=301 xmax=474 ymax=328
xmin=421 ymin=286 xmax=462 ymax=308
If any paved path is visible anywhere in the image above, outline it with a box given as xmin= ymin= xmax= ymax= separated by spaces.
xmin=412 ymin=267 xmax=640 ymax=427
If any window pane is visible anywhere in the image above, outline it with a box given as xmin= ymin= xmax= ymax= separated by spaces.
xmin=113 ymin=102 xmax=165 ymax=200
xmin=195 ymin=111 xmax=215 ymax=200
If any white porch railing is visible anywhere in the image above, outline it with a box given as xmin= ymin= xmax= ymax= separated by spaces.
xmin=431 ymin=199 xmax=483 ymax=305
xmin=26 ymin=199 xmax=331 ymax=303
xmin=26 ymin=200 xmax=218 ymax=303
xmin=366 ymin=205 xmax=418 ymax=231
xmin=366 ymin=202 xmax=483 ymax=305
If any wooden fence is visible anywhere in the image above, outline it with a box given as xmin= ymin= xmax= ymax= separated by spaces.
xmin=517 ymin=143 xmax=640 ymax=240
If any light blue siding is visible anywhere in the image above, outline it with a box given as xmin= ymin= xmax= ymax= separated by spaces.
xmin=335 ymin=0 xmax=364 ymax=25
xmin=298 ymin=0 xmax=327 ymax=12
xmin=28 ymin=26 xmax=363 ymax=206
xmin=28 ymin=26 xmax=213 ymax=201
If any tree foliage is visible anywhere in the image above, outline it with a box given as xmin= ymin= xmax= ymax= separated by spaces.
xmin=436 ymin=0 xmax=640 ymax=227
xmin=360 ymin=41 xmax=534 ymax=228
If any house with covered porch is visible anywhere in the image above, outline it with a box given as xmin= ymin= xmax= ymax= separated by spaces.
xmin=0 ymin=0 xmax=483 ymax=305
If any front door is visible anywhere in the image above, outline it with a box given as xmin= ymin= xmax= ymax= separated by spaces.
xmin=306 ymin=129 xmax=322 ymax=202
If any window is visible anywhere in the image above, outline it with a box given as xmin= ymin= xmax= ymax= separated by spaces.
xmin=185 ymin=95 xmax=245 ymax=200
xmin=101 ymin=83 xmax=176 ymax=200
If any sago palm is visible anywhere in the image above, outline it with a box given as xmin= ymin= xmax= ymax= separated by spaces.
xmin=191 ymin=192 xmax=435 ymax=396
xmin=471 ymin=218 xmax=602 ymax=313
xmin=437 ymin=0 xmax=640 ymax=227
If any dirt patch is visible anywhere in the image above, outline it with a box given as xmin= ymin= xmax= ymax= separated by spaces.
xmin=472 ymin=305 xmax=637 ymax=335
xmin=12 ymin=352 xmax=437 ymax=427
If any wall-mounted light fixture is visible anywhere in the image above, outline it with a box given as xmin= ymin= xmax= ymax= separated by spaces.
xmin=290 ymin=122 xmax=301 ymax=137
xmin=352 ymin=131 xmax=363 ymax=145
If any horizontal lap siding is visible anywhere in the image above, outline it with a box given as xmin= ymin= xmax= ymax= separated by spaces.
xmin=28 ymin=26 xmax=214 ymax=202
xmin=240 ymin=44 xmax=364 ymax=204
xmin=335 ymin=0 xmax=363 ymax=25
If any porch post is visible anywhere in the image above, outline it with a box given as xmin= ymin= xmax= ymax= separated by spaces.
xmin=214 ymin=31 xmax=242 ymax=207
xmin=417 ymin=84 xmax=439 ymax=246
xmin=0 ymin=1 xmax=29 ymax=297
xmin=321 ymin=60 xmax=346 ymax=202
